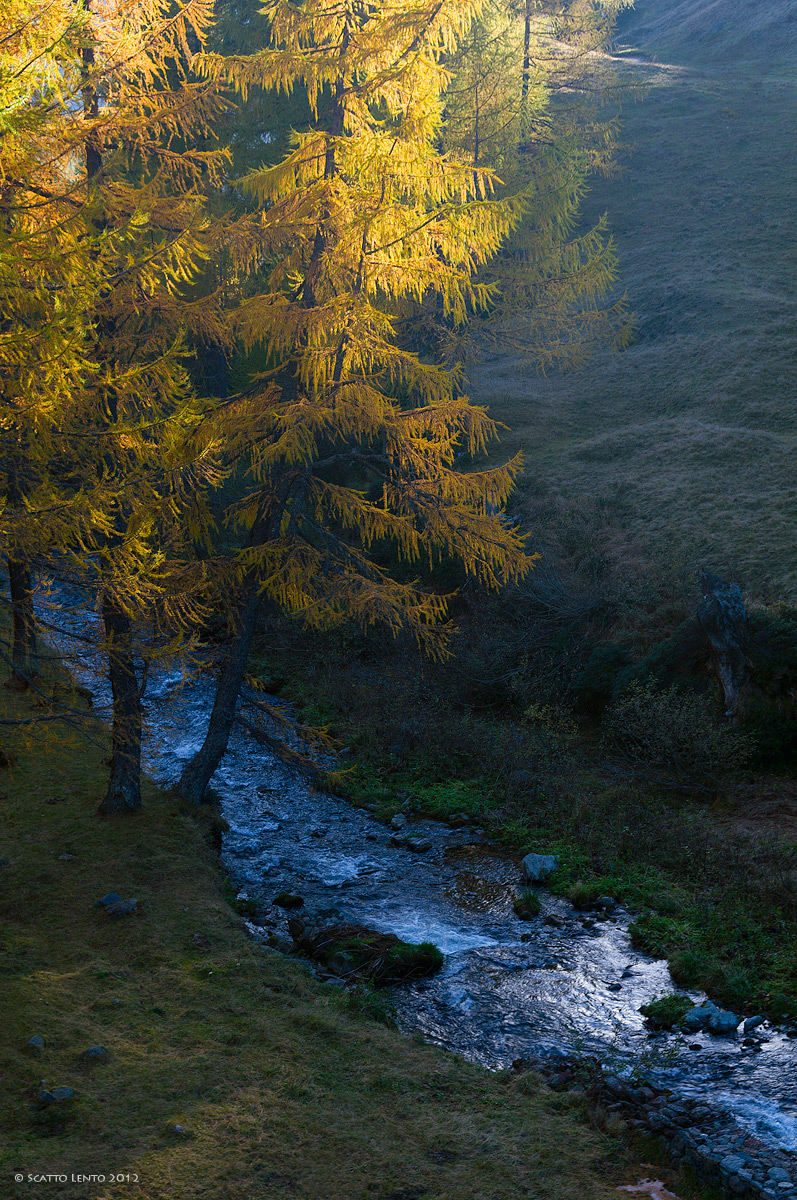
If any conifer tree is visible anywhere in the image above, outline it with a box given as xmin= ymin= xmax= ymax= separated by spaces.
xmin=436 ymin=0 xmax=632 ymax=366
xmin=178 ymin=0 xmax=535 ymax=803
xmin=1 ymin=0 xmax=229 ymax=811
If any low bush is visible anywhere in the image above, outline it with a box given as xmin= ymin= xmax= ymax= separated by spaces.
xmin=513 ymin=888 xmax=542 ymax=918
xmin=602 ymin=681 xmax=752 ymax=794
xmin=639 ymin=993 xmax=694 ymax=1030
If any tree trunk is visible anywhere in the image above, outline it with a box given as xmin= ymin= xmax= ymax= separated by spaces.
xmin=697 ymin=571 xmax=750 ymax=722
xmin=99 ymin=596 xmax=142 ymax=815
xmin=178 ymin=588 xmax=261 ymax=804
xmin=7 ymin=558 xmax=37 ymax=686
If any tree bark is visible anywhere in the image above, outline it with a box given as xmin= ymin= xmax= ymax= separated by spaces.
xmin=7 ymin=558 xmax=37 ymax=686
xmin=178 ymin=588 xmax=261 ymax=804
xmin=99 ymin=596 xmax=142 ymax=815
xmin=697 ymin=571 xmax=750 ymax=722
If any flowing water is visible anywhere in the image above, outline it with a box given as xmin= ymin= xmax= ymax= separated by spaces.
xmin=44 ymin=595 xmax=797 ymax=1156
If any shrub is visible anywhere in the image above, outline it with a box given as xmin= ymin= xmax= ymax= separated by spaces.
xmin=603 ymin=682 xmax=752 ymax=794
xmin=575 ymin=643 xmax=632 ymax=717
xmin=513 ymin=888 xmax=541 ymax=918
xmin=639 ymin=993 xmax=694 ymax=1029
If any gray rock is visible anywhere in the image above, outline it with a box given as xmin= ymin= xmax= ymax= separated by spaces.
xmin=682 ymin=1004 xmax=718 ymax=1032
xmin=84 ymin=1045 xmax=107 ymax=1059
xmin=38 ymin=1089 xmax=57 ymax=1104
xmin=0 ymin=857 xmax=8 ymax=868
xmin=744 ymin=1015 xmax=766 ymax=1035
xmin=405 ymin=837 xmax=432 ymax=853
xmin=544 ymin=914 xmax=565 ymax=928
xmin=96 ymin=892 xmax=122 ymax=907
xmin=105 ymin=899 xmax=139 ymax=919
xmin=25 ymin=1035 xmax=46 ymax=1055
xmin=596 ymin=896 xmax=616 ymax=910
xmin=310 ymin=827 xmax=328 ymax=838
xmin=521 ymin=853 xmax=557 ymax=884
xmin=721 ymin=1156 xmax=748 ymax=1174
xmin=768 ymin=1170 xmax=793 ymax=1184
xmin=707 ymin=1009 xmax=740 ymax=1035
xmin=607 ymin=982 xmax=622 ymax=992
xmin=390 ymin=813 xmax=406 ymax=829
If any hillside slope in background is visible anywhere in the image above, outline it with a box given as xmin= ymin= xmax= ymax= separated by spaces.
xmin=620 ymin=0 xmax=797 ymax=66
xmin=476 ymin=0 xmax=797 ymax=599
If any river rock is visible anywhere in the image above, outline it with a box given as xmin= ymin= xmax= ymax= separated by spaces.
xmin=405 ymin=837 xmax=432 ymax=853
xmin=768 ymin=1170 xmax=792 ymax=1183
xmin=521 ymin=853 xmax=557 ymax=884
xmin=707 ymin=1009 xmax=740 ymax=1035
xmin=272 ymin=892 xmax=303 ymax=909
xmin=682 ymin=1003 xmax=719 ymax=1032
xmin=390 ymin=814 xmax=407 ymax=830
xmin=744 ymin=1015 xmax=766 ymax=1035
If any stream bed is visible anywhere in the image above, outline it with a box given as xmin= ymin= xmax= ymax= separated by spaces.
xmin=45 ymin=601 xmax=797 ymax=1171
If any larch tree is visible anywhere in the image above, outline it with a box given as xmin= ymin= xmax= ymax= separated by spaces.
xmin=0 ymin=1 xmax=96 ymax=686
xmin=1 ymin=0 xmax=230 ymax=812
xmin=177 ymin=0 xmax=535 ymax=804
xmin=436 ymin=0 xmax=633 ymax=367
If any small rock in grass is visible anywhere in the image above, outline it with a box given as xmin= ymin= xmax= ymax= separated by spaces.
xmin=105 ymin=899 xmax=139 ymax=919
xmin=57 ymin=853 xmax=74 ymax=861
xmin=84 ymin=1046 xmax=107 ymax=1060
xmin=164 ymin=1123 xmax=194 ymax=1139
xmin=25 ymin=1035 xmax=46 ymax=1056
xmin=39 ymin=1086 xmax=75 ymax=1104
xmin=95 ymin=892 xmax=123 ymax=908
xmin=272 ymin=892 xmax=303 ymax=909
xmin=595 ymin=896 xmax=616 ymax=910
xmin=0 ymin=857 xmax=9 ymax=868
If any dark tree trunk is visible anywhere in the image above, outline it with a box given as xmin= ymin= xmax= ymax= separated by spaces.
xmin=697 ymin=571 xmax=750 ymax=722
xmin=99 ymin=596 xmax=142 ymax=815
xmin=179 ymin=589 xmax=261 ymax=804
xmin=7 ymin=558 xmax=37 ymax=686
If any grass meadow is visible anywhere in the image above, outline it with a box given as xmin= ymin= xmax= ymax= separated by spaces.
xmin=475 ymin=0 xmax=797 ymax=600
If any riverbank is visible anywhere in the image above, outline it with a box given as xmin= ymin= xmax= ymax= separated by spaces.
xmin=252 ymin=620 xmax=797 ymax=1024
xmin=0 ymin=657 xmax=700 ymax=1200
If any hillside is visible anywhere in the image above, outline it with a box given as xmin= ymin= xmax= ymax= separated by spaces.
xmin=474 ymin=0 xmax=797 ymax=599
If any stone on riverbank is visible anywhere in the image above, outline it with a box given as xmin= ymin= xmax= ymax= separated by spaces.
xmin=521 ymin=852 xmax=557 ymax=884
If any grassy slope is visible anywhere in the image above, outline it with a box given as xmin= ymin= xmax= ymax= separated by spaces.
xmin=473 ymin=0 xmax=797 ymax=599
xmin=0 ymin=669 xmax=679 ymax=1200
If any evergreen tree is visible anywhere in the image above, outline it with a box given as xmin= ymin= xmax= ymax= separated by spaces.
xmin=178 ymin=0 xmax=535 ymax=803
